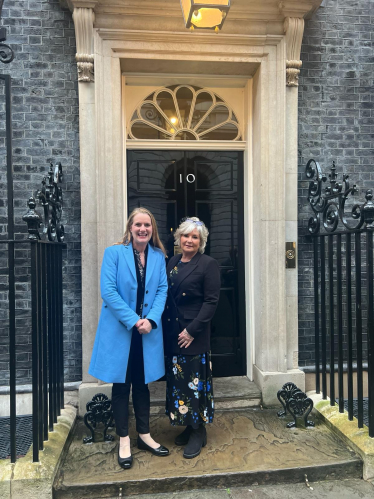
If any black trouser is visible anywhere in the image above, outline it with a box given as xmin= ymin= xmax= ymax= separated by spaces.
xmin=112 ymin=328 xmax=150 ymax=437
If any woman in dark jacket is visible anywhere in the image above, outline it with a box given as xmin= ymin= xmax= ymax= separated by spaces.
xmin=163 ymin=217 xmax=220 ymax=459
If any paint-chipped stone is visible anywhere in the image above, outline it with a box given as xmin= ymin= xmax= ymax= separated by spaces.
xmin=310 ymin=391 xmax=374 ymax=481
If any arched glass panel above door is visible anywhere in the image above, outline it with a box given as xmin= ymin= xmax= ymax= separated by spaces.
xmin=128 ymin=85 xmax=242 ymax=141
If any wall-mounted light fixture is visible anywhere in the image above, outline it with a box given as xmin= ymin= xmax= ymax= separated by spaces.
xmin=180 ymin=0 xmax=230 ymax=32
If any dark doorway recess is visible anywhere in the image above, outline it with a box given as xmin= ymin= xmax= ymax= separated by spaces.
xmin=127 ymin=150 xmax=246 ymax=377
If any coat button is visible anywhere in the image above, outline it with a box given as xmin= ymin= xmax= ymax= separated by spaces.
xmin=146 ymin=290 xmax=148 ymax=294
xmin=144 ymin=315 xmax=147 ymax=318
xmin=166 ymin=306 xmax=169 ymax=309
xmin=176 ymin=318 xmax=179 ymax=321
xmin=182 ymin=293 xmax=186 ymax=296
xmin=144 ymin=303 xmax=148 ymax=307
xmin=168 ymin=318 xmax=170 ymax=321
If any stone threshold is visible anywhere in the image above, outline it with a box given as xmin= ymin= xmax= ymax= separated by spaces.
xmin=54 ymin=408 xmax=362 ymax=498
xmin=309 ymin=391 xmax=374 ymax=481
xmin=149 ymin=376 xmax=262 ymax=413
xmin=79 ymin=376 xmax=262 ymax=416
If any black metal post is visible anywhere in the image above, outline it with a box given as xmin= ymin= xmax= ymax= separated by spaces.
xmin=41 ymin=243 xmax=48 ymax=441
xmin=346 ymin=233 xmax=354 ymax=420
xmin=2 ymin=73 xmax=16 ymax=464
xmin=355 ymin=232 xmax=363 ymax=428
xmin=314 ymin=237 xmax=320 ymax=393
xmin=328 ymin=235 xmax=335 ymax=404
xmin=52 ymin=245 xmax=58 ymax=422
xmin=58 ymin=245 xmax=64 ymax=409
xmin=321 ymin=237 xmax=327 ymax=399
xmin=337 ymin=234 xmax=344 ymax=412
xmin=37 ymin=242 xmax=43 ymax=451
xmin=31 ymin=241 xmax=40 ymax=462
xmin=367 ymin=229 xmax=374 ymax=437
xmin=47 ymin=244 xmax=55 ymax=431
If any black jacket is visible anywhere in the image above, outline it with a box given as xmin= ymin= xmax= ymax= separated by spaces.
xmin=162 ymin=252 xmax=220 ymax=355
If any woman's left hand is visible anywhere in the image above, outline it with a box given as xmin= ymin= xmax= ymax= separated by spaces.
xmin=137 ymin=319 xmax=152 ymax=334
xmin=178 ymin=329 xmax=194 ymax=348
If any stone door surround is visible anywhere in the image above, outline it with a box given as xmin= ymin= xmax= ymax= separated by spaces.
xmin=67 ymin=0 xmax=323 ymax=406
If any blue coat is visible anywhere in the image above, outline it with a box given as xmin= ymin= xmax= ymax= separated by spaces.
xmin=88 ymin=243 xmax=167 ymax=384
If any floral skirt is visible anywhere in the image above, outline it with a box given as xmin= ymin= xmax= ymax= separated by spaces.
xmin=165 ymin=352 xmax=214 ymax=427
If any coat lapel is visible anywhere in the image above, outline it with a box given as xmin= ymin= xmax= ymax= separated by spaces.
xmin=173 ymin=252 xmax=202 ymax=294
xmin=145 ymin=244 xmax=156 ymax=287
xmin=122 ymin=243 xmax=137 ymax=282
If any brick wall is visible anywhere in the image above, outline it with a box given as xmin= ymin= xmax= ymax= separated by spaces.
xmin=0 ymin=0 xmax=81 ymax=385
xmin=298 ymin=0 xmax=373 ymax=367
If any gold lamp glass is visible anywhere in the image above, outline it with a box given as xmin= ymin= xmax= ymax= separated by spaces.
xmin=180 ymin=0 xmax=230 ymax=31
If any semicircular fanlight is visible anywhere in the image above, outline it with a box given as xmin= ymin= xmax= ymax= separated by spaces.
xmin=129 ymin=85 xmax=242 ymax=141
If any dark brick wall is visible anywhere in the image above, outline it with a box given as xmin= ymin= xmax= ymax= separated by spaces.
xmin=298 ymin=0 xmax=373 ymax=367
xmin=0 ymin=0 xmax=81 ymax=385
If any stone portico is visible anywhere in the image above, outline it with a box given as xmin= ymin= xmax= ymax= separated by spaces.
xmin=65 ymin=0 xmax=323 ymax=407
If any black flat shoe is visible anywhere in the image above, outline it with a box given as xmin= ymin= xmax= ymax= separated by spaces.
xmin=137 ymin=436 xmax=170 ymax=456
xmin=175 ymin=425 xmax=193 ymax=446
xmin=183 ymin=426 xmax=207 ymax=459
xmin=118 ymin=444 xmax=133 ymax=470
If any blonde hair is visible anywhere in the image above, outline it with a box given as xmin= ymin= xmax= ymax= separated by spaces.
xmin=174 ymin=217 xmax=209 ymax=254
xmin=116 ymin=207 xmax=166 ymax=256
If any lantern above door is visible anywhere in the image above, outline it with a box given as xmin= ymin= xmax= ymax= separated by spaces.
xmin=180 ymin=0 xmax=231 ymax=31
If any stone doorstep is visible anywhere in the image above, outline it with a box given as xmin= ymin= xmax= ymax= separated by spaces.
xmin=1 ymin=405 xmax=77 ymax=499
xmin=79 ymin=376 xmax=262 ymax=416
xmin=54 ymin=463 xmax=363 ymax=499
xmin=54 ymin=409 xmax=363 ymax=499
xmin=309 ymin=391 xmax=374 ymax=481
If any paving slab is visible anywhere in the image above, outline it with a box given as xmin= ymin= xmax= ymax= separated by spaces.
xmin=54 ymin=408 xmax=362 ymax=498
xmin=117 ymin=479 xmax=374 ymax=499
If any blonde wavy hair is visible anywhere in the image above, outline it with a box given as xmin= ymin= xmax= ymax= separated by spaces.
xmin=116 ymin=207 xmax=166 ymax=256
xmin=174 ymin=217 xmax=209 ymax=254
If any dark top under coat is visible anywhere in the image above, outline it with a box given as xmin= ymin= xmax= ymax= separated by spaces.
xmin=162 ymin=251 xmax=220 ymax=355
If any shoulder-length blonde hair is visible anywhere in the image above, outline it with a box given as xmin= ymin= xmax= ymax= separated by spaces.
xmin=174 ymin=217 xmax=209 ymax=254
xmin=116 ymin=207 xmax=166 ymax=256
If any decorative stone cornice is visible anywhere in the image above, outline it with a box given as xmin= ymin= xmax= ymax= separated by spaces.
xmin=284 ymin=17 xmax=304 ymax=87
xmin=72 ymin=7 xmax=95 ymax=82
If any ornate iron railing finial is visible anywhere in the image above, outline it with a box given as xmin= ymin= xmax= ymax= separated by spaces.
xmin=23 ymin=163 xmax=65 ymax=241
xmin=305 ymin=158 xmax=373 ymax=234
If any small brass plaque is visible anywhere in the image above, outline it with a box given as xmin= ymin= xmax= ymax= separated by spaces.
xmin=286 ymin=242 xmax=296 ymax=269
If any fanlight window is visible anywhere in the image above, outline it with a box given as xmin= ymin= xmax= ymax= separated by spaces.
xmin=128 ymin=85 xmax=241 ymax=141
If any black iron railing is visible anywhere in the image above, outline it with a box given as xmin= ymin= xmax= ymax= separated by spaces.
xmin=306 ymin=159 xmax=374 ymax=437
xmin=1 ymin=68 xmax=66 ymax=462
xmin=0 ymin=162 xmax=66 ymax=462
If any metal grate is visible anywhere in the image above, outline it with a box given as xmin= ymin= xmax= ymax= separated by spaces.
xmin=0 ymin=415 xmax=33 ymax=459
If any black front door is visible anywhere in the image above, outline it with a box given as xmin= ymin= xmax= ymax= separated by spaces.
xmin=127 ymin=150 xmax=246 ymax=376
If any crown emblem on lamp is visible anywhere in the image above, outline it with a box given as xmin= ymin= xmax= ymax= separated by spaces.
xmin=180 ymin=0 xmax=231 ymax=32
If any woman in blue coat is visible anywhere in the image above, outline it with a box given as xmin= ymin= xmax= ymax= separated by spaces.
xmin=89 ymin=207 xmax=169 ymax=470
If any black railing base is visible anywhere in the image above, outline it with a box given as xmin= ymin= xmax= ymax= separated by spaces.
xmin=277 ymin=383 xmax=314 ymax=429
xmin=83 ymin=393 xmax=114 ymax=444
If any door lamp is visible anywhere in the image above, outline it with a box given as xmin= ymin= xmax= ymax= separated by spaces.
xmin=180 ymin=0 xmax=230 ymax=32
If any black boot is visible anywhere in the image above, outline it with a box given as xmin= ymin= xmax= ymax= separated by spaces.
xmin=175 ymin=425 xmax=193 ymax=446
xmin=183 ymin=425 xmax=207 ymax=459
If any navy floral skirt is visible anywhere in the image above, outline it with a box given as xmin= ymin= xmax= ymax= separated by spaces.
xmin=165 ymin=352 xmax=214 ymax=427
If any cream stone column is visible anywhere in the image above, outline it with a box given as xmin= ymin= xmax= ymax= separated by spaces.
xmin=284 ymin=17 xmax=304 ymax=371
xmin=252 ymin=29 xmax=305 ymax=404
xmin=71 ymin=5 xmax=99 ymax=388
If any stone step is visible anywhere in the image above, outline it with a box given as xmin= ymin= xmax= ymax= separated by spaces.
xmin=148 ymin=377 xmax=262 ymax=414
xmin=54 ymin=409 xmax=362 ymax=499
